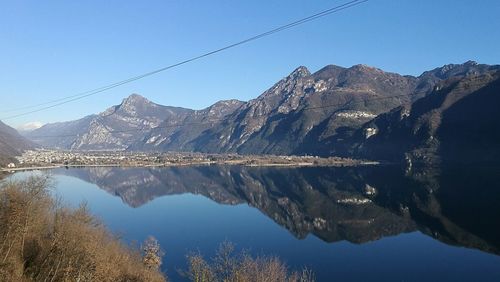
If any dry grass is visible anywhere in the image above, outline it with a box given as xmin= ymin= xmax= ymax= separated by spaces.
xmin=0 ymin=175 xmax=166 ymax=282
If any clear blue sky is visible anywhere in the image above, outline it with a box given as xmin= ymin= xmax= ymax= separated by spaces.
xmin=1 ymin=0 xmax=499 ymax=128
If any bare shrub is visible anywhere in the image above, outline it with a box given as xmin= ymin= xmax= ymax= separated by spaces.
xmin=184 ymin=241 xmax=315 ymax=282
xmin=187 ymin=252 xmax=215 ymax=282
xmin=143 ymin=236 xmax=163 ymax=270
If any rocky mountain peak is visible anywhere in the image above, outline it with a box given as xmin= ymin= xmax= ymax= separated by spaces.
xmin=121 ymin=94 xmax=150 ymax=106
xmin=464 ymin=60 xmax=479 ymax=66
xmin=118 ymin=94 xmax=158 ymax=116
xmin=351 ymin=64 xmax=383 ymax=73
xmin=205 ymin=99 xmax=245 ymax=117
xmin=211 ymin=99 xmax=244 ymax=108
xmin=288 ymin=66 xmax=311 ymax=79
xmin=419 ymin=60 xmax=499 ymax=80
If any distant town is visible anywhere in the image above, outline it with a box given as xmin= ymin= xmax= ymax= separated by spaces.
xmin=2 ymin=149 xmax=378 ymax=171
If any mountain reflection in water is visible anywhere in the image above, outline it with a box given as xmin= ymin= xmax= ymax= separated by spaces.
xmin=52 ymin=165 xmax=500 ymax=256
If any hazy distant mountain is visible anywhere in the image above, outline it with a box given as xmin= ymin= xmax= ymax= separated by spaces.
xmin=16 ymin=121 xmax=44 ymax=133
xmin=349 ymin=69 xmax=500 ymax=164
xmin=0 ymin=121 xmax=33 ymax=165
xmin=23 ymin=61 xmax=500 ymax=163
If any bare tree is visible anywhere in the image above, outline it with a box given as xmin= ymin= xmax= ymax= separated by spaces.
xmin=142 ymin=236 xmax=163 ymax=270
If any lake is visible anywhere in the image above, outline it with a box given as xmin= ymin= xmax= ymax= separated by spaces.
xmin=7 ymin=165 xmax=500 ymax=281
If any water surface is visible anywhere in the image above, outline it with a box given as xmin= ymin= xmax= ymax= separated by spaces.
xmin=8 ymin=165 xmax=500 ymax=281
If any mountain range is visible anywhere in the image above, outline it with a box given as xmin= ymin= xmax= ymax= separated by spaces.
xmin=3 ymin=61 xmax=499 ymax=164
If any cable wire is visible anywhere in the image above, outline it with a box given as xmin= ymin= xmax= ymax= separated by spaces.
xmin=0 ymin=0 xmax=369 ymax=120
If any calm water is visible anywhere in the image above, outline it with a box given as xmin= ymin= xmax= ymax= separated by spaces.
xmin=8 ymin=165 xmax=500 ymax=281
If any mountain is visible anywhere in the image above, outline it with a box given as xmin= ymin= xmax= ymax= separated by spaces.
xmin=0 ymin=121 xmax=34 ymax=165
xmin=27 ymin=94 xmax=193 ymax=150
xmin=27 ymin=94 xmax=243 ymax=151
xmin=298 ymin=61 xmax=500 ymax=157
xmin=413 ymin=60 xmax=498 ymax=99
xmin=186 ymin=61 xmax=499 ymax=156
xmin=24 ymin=61 xmax=500 ymax=162
xmin=129 ymin=99 xmax=244 ymax=151
xmin=186 ymin=65 xmax=417 ymax=155
xmin=348 ymin=69 xmax=500 ymax=164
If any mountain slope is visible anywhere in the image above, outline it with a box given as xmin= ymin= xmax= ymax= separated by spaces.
xmin=0 ymin=121 xmax=34 ymax=165
xmin=349 ymin=70 xmax=500 ymax=164
xmin=130 ymin=99 xmax=244 ymax=151
xmin=297 ymin=61 xmax=500 ymax=157
xmin=25 ymin=115 xmax=97 ymax=149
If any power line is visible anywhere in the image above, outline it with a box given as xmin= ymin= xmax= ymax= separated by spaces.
xmin=0 ymin=0 xmax=369 ymax=120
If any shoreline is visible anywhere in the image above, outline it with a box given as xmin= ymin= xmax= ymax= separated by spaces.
xmin=1 ymin=160 xmax=380 ymax=172
xmin=4 ymin=149 xmax=381 ymax=172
